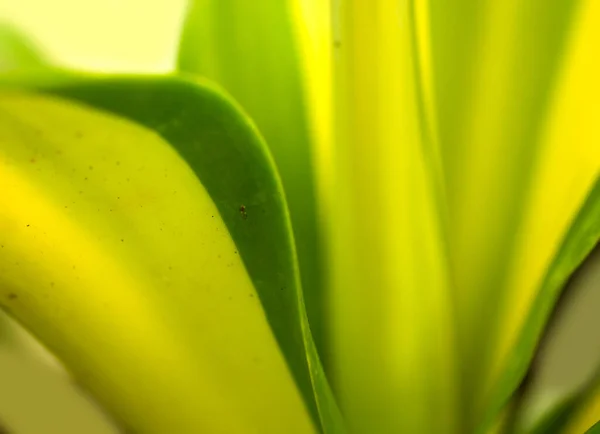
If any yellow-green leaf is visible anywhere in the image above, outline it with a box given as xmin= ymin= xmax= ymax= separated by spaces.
xmin=0 ymin=23 xmax=47 ymax=73
xmin=330 ymin=2 xmax=457 ymax=433
xmin=423 ymin=0 xmax=600 ymax=427
xmin=523 ymin=366 xmax=600 ymax=434
xmin=177 ymin=1 xmax=328 ymax=366
xmin=478 ymin=177 xmax=600 ymax=433
xmin=0 ymin=79 xmax=316 ymax=433
xmin=40 ymin=73 xmax=345 ymax=433
xmin=585 ymin=421 xmax=600 ymax=434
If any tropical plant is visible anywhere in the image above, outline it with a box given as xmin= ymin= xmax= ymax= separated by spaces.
xmin=0 ymin=0 xmax=599 ymax=433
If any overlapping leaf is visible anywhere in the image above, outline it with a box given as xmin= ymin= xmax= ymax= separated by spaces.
xmin=423 ymin=0 xmax=600 ymax=428
xmin=177 ymin=1 xmax=327 ymax=364
xmin=329 ymin=1 xmax=457 ymax=433
xmin=40 ymin=74 xmax=344 ymax=434
xmin=0 ymin=76 xmax=318 ymax=433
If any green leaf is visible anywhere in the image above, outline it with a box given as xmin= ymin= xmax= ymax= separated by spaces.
xmin=329 ymin=2 xmax=458 ymax=433
xmin=0 ymin=21 xmax=48 ymax=345
xmin=177 ymin=0 xmax=328 ymax=363
xmin=425 ymin=0 xmax=598 ymax=424
xmin=525 ymin=395 xmax=581 ymax=434
xmin=559 ymin=367 xmax=600 ymax=434
xmin=503 ymin=243 xmax=600 ymax=434
xmin=418 ymin=0 xmax=600 ymax=426
xmin=477 ymin=177 xmax=600 ymax=433
xmin=523 ymin=365 xmax=600 ymax=434
xmin=0 ymin=76 xmax=318 ymax=433
xmin=23 ymin=72 xmax=345 ymax=434
xmin=586 ymin=421 xmax=600 ymax=434
xmin=0 ymin=23 xmax=47 ymax=72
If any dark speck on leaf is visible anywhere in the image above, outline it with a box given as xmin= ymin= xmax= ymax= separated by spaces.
xmin=26 ymin=224 xmax=30 ymax=227
xmin=7 ymin=293 xmax=17 ymax=300
xmin=89 ymin=166 xmax=93 ymax=170
xmin=239 ymin=205 xmax=248 ymax=220
xmin=249 ymin=293 xmax=254 ymax=298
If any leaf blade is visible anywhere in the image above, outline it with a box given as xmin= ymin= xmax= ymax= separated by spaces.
xmin=329 ymin=2 xmax=458 ymax=433
xmin=0 ymin=81 xmax=316 ymax=433
xmin=177 ymin=1 xmax=328 ymax=368
xmin=36 ymin=73 xmax=345 ymax=434
xmin=478 ymin=177 xmax=600 ymax=433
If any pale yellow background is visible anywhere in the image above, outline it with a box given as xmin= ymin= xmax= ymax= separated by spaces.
xmin=0 ymin=0 xmax=187 ymax=72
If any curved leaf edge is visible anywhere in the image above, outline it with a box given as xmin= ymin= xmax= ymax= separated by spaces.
xmin=478 ymin=176 xmax=600 ymax=434
xmin=0 ymin=69 xmax=345 ymax=434
xmin=586 ymin=420 xmax=600 ymax=434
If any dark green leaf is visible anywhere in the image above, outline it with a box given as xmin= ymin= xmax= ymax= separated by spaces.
xmin=177 ymin=1 xmax=327 ymax=367
xmin=31 ymin=73 xmax=344 ymax=433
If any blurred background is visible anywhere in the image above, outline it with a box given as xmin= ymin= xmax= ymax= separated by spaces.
xmin=0 ymin=0 xmax=598 ymax=432
xmin=0 ymin=0 xmax=186 ymax=72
